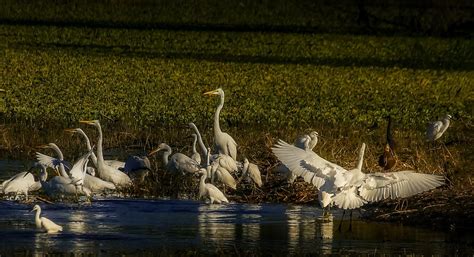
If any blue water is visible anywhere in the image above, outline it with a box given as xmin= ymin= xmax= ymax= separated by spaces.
xmin=0 ymin=199 xmax=472 ymax=256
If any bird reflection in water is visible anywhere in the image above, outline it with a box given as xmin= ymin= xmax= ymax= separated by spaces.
xmin=286 ymin=205 xmax=316 ymax=254
xmin=318 ymin=213 xmax=334 ymax=255
xmin=198 ymin=204 xmax=236 ymax=247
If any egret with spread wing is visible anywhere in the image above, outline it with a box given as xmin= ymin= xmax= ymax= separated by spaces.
xmin=272 ymin=140 xmax=445 ymax=213
xmin=203 ymin=88 xmax=238 ymax=161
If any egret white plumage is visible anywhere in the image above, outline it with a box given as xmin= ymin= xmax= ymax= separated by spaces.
xmin=36 ymin=142 xmax=115 ymax=194
xmin=276 ymin=131 xmax=320 ymax=183
xmin=148 ymin=143 xmax=200 ymax=175
xmin=31 ymin=205 xmax=63 ymax=233
xmin=198 ymin=168 xmax=229 ymax=204
xmin=294 ymin=131 xmax=319 ymax=151
xmin=36 ymin=157 xmax=92 ymax=198
xmin=188 ymin=122 xmax=209 ymax=164
xmin=79 ymin=120 xmax=131 ymax=187
xmin=0 ymin=165 xmax=42 ymax=199
xmin=272 ymin=140 xmax=445 ymax=212
xmin=241 ymin=158 xmax=263 ymax=187
xmin=190 ymin=133 xmax=202 ymax=165
xmin=426 ymin=114 xmax=452 ymax=141
xmin=64 ymin=128 xmax=125 ymax=169
xmin=203 ymin=88 xmax=238 ymax=161
xmin=210 ymin=160 xmax=237 ymax=190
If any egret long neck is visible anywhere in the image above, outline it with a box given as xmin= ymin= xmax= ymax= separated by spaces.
xmin=213 ymin=94 xmax=224 ymax=135
xmin=78 ymin=129 xmax=98 ymax=166
xmin=441 ymin=118 xmax=451 ymax=134
xmin=96 ymin=123 xmax=105 ymax=165
xmin=357 ymin=143 xmax=366 ymax=171
xmin=199 ymin=173 xmax=207 ymax=197
xmin=192 ymin=136 xmax=198 ymax=155
xmin=34 ymin=209 xmax=42 ymax=228
xmin=51 ymin=144 xmax=68 ymax=178
xmin=191 ymin=123 xmax=208 ymax=158
xmin=162 ymin=145 xmax=172 ymax=167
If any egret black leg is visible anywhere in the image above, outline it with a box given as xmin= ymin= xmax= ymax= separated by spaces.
xmin=338 ymin=210 xmax=345 ymax=231
xmin=348 ymin=210 xmax=353 ymax=231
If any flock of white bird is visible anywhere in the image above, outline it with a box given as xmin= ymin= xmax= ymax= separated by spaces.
xmin=0 ymin=88 xmax=452 ymax=233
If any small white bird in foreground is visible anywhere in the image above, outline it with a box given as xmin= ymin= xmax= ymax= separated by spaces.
xmin=31 ymin=205 xmax=63 ymax=233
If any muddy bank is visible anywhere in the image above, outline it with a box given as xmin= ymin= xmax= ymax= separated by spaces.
xmin=361 ymin=187 xmax=474 ymax=232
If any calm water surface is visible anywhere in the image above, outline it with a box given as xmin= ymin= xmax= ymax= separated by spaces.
xmin=1 ymin=161 xmax=473 ymax=256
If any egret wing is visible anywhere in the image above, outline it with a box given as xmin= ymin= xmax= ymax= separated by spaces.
xmin=359 ymin=170 xmax=445 ymax=202
xmin=40 ymin=217 xmax=63 ymax=232
xmin=35 ymin=152 xmax=71 ymax=171
xmin=69 ymin=151 xmax=92 ymax=185
xmin=173 ymin=154 xmax=200 ymax=174
xmin=272 ymin=140 xmax=344 ymax=188
xmin=206 ymin=184 xmax=228 ymax=203
xmin=426 ymin=121 xmax=442 ymax=140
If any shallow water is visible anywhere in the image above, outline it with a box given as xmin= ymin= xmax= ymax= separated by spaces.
xmin=0 ymin=199 xmax=472 ymax=256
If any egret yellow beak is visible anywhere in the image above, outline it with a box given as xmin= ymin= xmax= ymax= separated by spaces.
xmin=203 ymin=89 xmax=219 ymax=96
xmin=147 ymin=148 xmax=161 ymax=157
xmin=64 ymin=128 xmax=77 ymax=133
xmin=37 ymin=144 xmax=50 ymax=149
xmin=79 ymin=120 xmax=94 ymax=124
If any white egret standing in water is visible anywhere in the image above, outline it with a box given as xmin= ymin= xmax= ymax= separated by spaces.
xmin=203 ymin=88 xmax=238 ymax=161
xmin=426 ymin=114 xmax=452 ymax=141
xmin=31 ymin=205 xmax=63 ymax=233
xmin=198 ymin=168 xmax=229 ymax=204
xmin=79 ymin=120 xmax=131 ymax=187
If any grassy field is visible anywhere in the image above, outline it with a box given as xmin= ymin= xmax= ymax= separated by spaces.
xmin=0 ymin=1 xmax=473 ymax=203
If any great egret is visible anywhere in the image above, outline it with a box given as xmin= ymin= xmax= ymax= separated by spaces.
xmin=36 ymin=143 xmax=70 ymax=178
xmin=241 ymin=158 xmax=263 ymax=187
xmin=426 ymin=114 xmax=452 ymax=141
xmin=37 ymin=165 xmax=90 ymax=199
xmin=188 ymin=122 xmax=208 ymax=163
xmin=36 ymin=143 xmax=115 ymax=194
xmin=1 ymin=165 xmax=42 ymax=199
xmin=64 ymin=128 xmax=125 ymax=169
xmin=190 ymin=133 xmax=202 ymax=165
xmin=276 ymin=131 xmax=321 ymax=183
xmin=198 ymin=168 xmax=229 ymax=204
xmin=203 ymin=88 xmax=238 ymax=161
xmin=272 ymin=140 xmax=445 ymax=211
xmin=148 ymin=143 xmax=200 ymax=175
xmin=378 ymin=116 xmax=396 ymax=170
xmin=294 ymin=131 xmax=319 ymax=151
xmin=210 ymin=160 xmax=237 ymax=190
xmin=31 ymin=205 xmax=63 ymax=233
xmin=79 ymin=120 xmax=131 ymax=187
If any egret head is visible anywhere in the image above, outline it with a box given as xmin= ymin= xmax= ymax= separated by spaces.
xmin=203 ymin=88 xmax=224 ymax=97
xmin=86 ymin=167 xmax=96 ymax=176
xmin=37 ymin=143 xmax=59 ymax=150
xmin=31 ymin=205 xmax=40 ymax=212
xmin=64 ymin=128 xmax=81 ymax=134
xmin=148 ymin=143 xmax=169 ymax=156
xmin=446 ymin=114 xmax=452 ymax=120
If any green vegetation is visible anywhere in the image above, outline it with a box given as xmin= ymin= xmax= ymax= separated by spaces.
xmin=0 ymin=0 xmax=472 ymax=204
